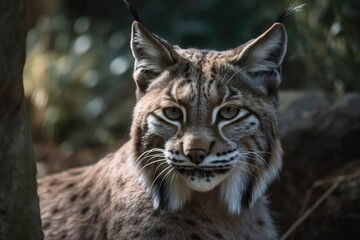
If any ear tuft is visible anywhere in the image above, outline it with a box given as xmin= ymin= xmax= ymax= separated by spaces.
xmin=123 ymin=0 xmax=142 ymax=23
xmin=276 ymin=3 xmax=305 ymax=23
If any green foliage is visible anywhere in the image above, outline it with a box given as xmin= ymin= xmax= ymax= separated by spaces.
xmin=291 ymin=0 xmax=360 ymax=93
xmin=25 ymin=16 xmax=134 ymax=150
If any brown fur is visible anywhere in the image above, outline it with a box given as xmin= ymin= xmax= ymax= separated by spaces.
xmin=39 ymin=144 xmax=277 ymax=240
xmin=38 ymin=18 xmax=288 ymax=240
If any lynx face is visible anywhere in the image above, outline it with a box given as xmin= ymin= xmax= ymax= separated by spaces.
xmin=130 ymin=21 xmax=286 ymax=214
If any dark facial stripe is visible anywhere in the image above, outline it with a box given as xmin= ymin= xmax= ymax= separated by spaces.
xmin=223 ymin=86 xmax=241 ymax=102
xmin=221 ymin=112 xmax=253 ymax=130
xmin=164 ymin=90 xmax=177 ymax=102
xmin=190 ymin=82 xmax=196 ymax=102
xmin=241 ymin=171 xmax=255 ymax=209
xmin=269 ymin=122 xmax=278 ymax=139
xmin=250 ymin=135 xmax=263 ymax=151
xmin=243 ymin=106 xmax=260 ymax=119
xmin=177 ymin=79 xmax=192 ymax=89
xmin=153 ymin=170 xmax=169 ymax=209
xmin=196 ymin=68 xmax=203 ymax=119
xmin=148 ymin=113 xmax=178 ymax=131
xmin=203 ymin=79 xmax=215 ymax=101
xmin=264 ymin=139 xmax=272 ymax=165
xmin=237 ymin=112 xmax=253 ymax=123
xmin=241 ymin=143 xmax=257 ymax=209
xmin=202 ymin=84 xmax=208 ymax=101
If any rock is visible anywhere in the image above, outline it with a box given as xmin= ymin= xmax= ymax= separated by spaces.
xmin=291 ymin=161 xmax=360 ymax=240
xmin=270 ymin=91 xmax=360 ymax=238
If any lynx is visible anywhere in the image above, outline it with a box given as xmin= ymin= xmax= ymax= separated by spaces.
xmin=38 ymin=3 xmax=301 ymax=240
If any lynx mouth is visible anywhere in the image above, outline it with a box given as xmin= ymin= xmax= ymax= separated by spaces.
xmin=175 ymin=167 xmax=232 ymax=192
xmin=177 ymin=168 xmax=231 ymax=179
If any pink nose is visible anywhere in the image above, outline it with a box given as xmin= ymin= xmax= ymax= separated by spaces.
xmin=185 ymin=149 xmax=207 ymax=165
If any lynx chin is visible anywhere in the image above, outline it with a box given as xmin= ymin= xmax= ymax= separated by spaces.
xmin=38 ymin=3 xmax=302 ymax=240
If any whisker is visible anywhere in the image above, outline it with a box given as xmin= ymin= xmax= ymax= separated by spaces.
xmin=240 ymin=151 xmax=270 ymax=167
xmin=240 ymin=148 xmax=272 ymax=154
xmin=232 ymin=165 xmax=253 ymax=175
xmin=150 ymin=166 xmax=172 ymax=193
xmin=239 ymin=148 xmax=271 ymax=167
xmin=159 ymin=167 xmax=174 ymax=190
xmin=142 ymin=154 xmax=166 ymax=164
xmin=237 ymin=161 xmax=262 ymax=171
xmin=236 ymin=166 xmax=259 ymax=182
xmin=134 ymin=155 xmax=163 ymax=171
xmin=134 ymin=148 xmax=165 ymax=167
xmin=170 ymin=169 xmax=178 ymax=185
xmin=240 ymin=147 xmax=272 ymax=156
xmin=136 ymin=159 xmax=166 ymax=175
xmin=221 ymin=63 xmax=234 ymax=84
xmin=224 ymin=65 xmax=250 ymax=86
xmin=136 ymin=149 xmax=163 ymax=162
xmin=134 ymin=149 xmax=158 ymax=166
xmin=153 ymin=162 xmax=168 ymax=176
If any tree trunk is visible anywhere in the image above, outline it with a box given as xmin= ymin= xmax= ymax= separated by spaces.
xmin=0 ymin=0 xmax=43 ymax=239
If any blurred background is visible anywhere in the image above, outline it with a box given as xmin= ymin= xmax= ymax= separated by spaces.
xmin=25 ymin=0 xmax=359 ymax=239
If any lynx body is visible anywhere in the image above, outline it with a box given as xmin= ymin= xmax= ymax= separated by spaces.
xmin=38 ymin=6 xmax=293 ymax=239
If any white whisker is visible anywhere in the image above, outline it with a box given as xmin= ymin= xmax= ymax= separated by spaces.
xmin=136 ymin=159 xmax=166 ymax=175
xmin=134 ymin=148 xmax=165 ymax=167
xmin=221 ymin=63 xmax=234 ymax=84
xmin=142 ymin=154 xmax=166 ymax=164
xmin=240 ymin=151 xmax=270 ymax=167
xmin=237 ymin=160 xmax=262 ymax=171
xmin=153 ymin=162 xmax=168 ymax=176
xmin=224 ymin=65 xmax=250 ymax=86
xmin=170 ymin=169 xmax=177 ymax=185
xmin=149 ymin=166 xmax=172 ymax=193
xmin=159 ymin=167 xmax=174 ymax=190
xmin=232 ymin=165 xmax=255 ymax=176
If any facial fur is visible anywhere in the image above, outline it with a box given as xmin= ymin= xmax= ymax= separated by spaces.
xmin=130 ymin=22 xmax=285 ymax=215
xmin=36 ymin=4 xmax=305 ymax=239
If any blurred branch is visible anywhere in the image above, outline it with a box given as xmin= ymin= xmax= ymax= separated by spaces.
xmin=280 ymin=170 xmax=360 ymax=240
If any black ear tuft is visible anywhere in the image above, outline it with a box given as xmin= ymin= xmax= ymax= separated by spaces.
xmin=123 ymin=0 xmax=142 ymax=23
xmin=276 ymin=3 xmax=305 ymax=23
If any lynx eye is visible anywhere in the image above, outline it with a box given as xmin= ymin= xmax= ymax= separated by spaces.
xmin=163 ymin=107 xmax=183 ymax=121
xmin=218 ymin=106 xmax=239 ymax=120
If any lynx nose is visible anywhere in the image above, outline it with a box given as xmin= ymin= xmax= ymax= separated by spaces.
xmin=185 ymin=149 xmax=207 ymax=165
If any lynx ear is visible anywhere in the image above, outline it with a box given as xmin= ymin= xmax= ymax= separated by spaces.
xmin=233 ymin=23 xmax=287 ymax=95
xmin=131 ymin=21 xmax=177 ymax=97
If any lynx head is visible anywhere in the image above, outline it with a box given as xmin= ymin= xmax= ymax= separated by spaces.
xmin=129 ymin=19 xmax=286 ymax=214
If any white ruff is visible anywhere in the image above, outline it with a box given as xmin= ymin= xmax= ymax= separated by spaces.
xmin=250 ymin=141 xmax=283 ymax=208
xmin=165 ymin=175 xmax=192 ymax=211
xmin=220 ymin=168 xmax=248 ymax=215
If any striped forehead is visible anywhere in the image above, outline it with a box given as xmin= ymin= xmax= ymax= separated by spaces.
xmin=158 ymin=48 xmax=247 ymax=121
xmin=175 ymin=48 xmax=228 ymax=64
xmin=171 ymin=76 xmax=220 ymax=104
xmin=165 ymin=67 xmax=225 ymax=123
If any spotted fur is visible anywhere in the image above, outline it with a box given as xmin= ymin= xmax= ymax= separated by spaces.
xmin=38 ymin=10 xmax=289 ymax=240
